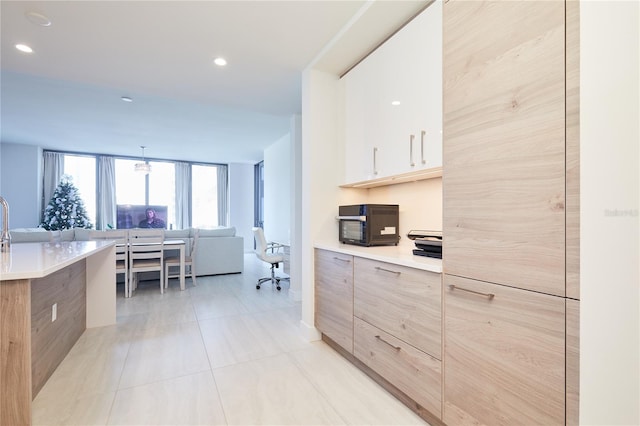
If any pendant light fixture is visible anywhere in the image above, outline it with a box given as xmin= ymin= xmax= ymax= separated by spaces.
xmin=134 ymin=146 xmax=151 ymax=174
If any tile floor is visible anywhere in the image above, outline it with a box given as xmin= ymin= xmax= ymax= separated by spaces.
xmin=32 ymin=254 xmax=427 ymax=425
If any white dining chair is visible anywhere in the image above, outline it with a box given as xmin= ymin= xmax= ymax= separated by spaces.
xmin=164 ymin=229 xmax=198 ymax=290
xmin=90 ymin=229 xmax=130 ymax=297
xmin=128 ymin=228 xmax=165 ymax=296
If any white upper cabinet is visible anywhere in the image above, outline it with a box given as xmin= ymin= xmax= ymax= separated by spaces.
xmin=343 ymin=0 xmax=442 ymax=185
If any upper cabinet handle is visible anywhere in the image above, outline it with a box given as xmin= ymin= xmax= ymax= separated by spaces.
xmin=448 ymin=284 xmax=495 ymax=300
xmin=421 ymin=130 xmax=426 ymax=165
xmin=373 ymin=147 xmax=378 ymax=175
xmin=409 ymin=134 xmax=416 ymax=167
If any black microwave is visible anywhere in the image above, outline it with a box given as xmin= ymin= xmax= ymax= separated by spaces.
xmin=337 ymin=204 xmax=400 ymax=246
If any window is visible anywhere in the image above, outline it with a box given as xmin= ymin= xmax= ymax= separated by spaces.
xmin=114 ymin=159 xmax=146 ymax=205
xmin=148 ymin=161 xmax=176 ymax=229
xmin=192 ymin=164 xmax=218 ymax=228
xmin=63 ymin=154 xmax=96 ymax=226
xmin=45 ymin=150 xmax=225 ymax=230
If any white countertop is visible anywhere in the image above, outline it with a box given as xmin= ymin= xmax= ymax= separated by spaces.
xmin=1 ymin=240 xmax=114 ymax=281
xmin=314 ymin=241 xmax=442 ymax=273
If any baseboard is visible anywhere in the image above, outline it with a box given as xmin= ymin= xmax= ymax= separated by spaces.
xmin=299 ymin=320 xmax=322 ymax=341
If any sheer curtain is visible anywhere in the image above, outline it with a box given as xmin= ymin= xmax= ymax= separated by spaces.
xmin=42 ymin=151 xmax=64 ymax=221
xmin=97 ymin=156 xmax=116 ymax=230
xmin=175 ymin=162 xmax=191 ymax=229
xmin=217 ymin=165 xmax=228 ymax=226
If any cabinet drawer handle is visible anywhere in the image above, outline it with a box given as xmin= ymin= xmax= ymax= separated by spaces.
xmin=409 ymin=134 xmax=416 ymax=167
xmin=375 ymin=335 xmax=401 ymax=351
xmin=375 ymin=266 xmax=401 ymax=275
xmin=373 ymin=147 xmax=378 ymax=175
xmin=333 ymin=257 xmax=351 ymax=263
xmin=448 ymin=284 xmax=495 ymax=300
xmin=421 ymin=130 xmax=426 ymax=165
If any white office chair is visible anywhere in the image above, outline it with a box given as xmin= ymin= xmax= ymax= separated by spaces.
xmin=252 ymin=227 xmax=289 ymax=291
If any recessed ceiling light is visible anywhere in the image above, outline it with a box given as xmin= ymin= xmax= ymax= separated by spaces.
xmin=15 ymin=44 xmax=33 ymax=53
xmin=25 ymin=11 xmax=51 ymax=27
xmin=121 ymin=96 xmax=133 ymax=102
xmin=391 ymin=101 xmax=401 ymax=106
xmin=213 ymin=57 xmax=227 ymax=67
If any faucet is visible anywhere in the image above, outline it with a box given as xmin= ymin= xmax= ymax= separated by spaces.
xmin=0 ymin=196 xmax=10 ymax=252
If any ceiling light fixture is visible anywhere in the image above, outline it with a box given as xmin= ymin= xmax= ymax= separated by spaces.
xmin=134 ymin=146 xmax=151 ymax=174
xmin=213 ymin=57 xmax=227 ymax=67
xmin=391 ymin=101 xmax=401 ymax=106
xmin=25 ymin=11 xmax=51 ymax=27
xmin=121 ymin=96 xmax=133 ymax=102
xmin=15 ymin=44 xmax=33 ymax=53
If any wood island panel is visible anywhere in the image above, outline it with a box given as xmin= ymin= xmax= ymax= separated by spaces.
xmin=1 ymin=279 xmax=32 ymax=426
xmin=31 ymin=259 xmax=86 ymax=396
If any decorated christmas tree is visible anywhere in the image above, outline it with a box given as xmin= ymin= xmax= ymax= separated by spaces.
xmin=41 ymin=175 xmax=93 ymax=230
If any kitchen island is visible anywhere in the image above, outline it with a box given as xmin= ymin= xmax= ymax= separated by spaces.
xmin=1 ymin=240 xmax=116 ymax=426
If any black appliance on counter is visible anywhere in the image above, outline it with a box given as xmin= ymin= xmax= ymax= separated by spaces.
xmin=337 ymin=204 xmax=400 ymax=246
xmin=407 ymin=230 xmax=442 ymax=259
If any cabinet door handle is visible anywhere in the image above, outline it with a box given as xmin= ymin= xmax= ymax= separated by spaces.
xmin=421 ymin=130 xmax=426 ymax=165
xmin=448 ymin=284 xmax=495 ymax=300
xmin=375 ymin=266 xmax=401 ymax=276
xmin=375 ymin=335 xmax=401 ymax=351
xmin=333 ymin=257 xmax=351 ymax=263
xmin=409 ymin=134 xmax=416 ymax=167
xmin=373 ymin=147 xmax=378 ymax=175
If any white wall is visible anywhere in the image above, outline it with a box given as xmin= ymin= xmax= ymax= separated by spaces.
xmin=0 ymin=142 xmax=42 ymax=228
xmin=289 ymin=115 xmax=302 ymax=301
xmin=228 ymin=162 xmax=255 ymax=253
xmin=581 ymin=1 xmax=639 ymax=424
xmin=263 ymin=133 xmax=291 ymax=244
xmin=301 ymin=68 xmax=346 ymax=340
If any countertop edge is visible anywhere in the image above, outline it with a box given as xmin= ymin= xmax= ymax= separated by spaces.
xmin=314 ymin=241 xmax=442 ymax=274
xmin=1 ymin=241 xmax=115 ymax=281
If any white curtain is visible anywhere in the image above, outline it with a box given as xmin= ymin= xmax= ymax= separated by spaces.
xmin=175 ymin=162 xmax=191 ymax=230
xmin=42 ymin=152 xmax=64 ymax=222
xmin=217 ymin=165 xmax=228 ymax=226
xmin=97 ymin=156 xmax=116 ymax=230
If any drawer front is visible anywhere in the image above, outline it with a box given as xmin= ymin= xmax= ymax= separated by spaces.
xmin=354 ymin=317 xmax=442 ymax=418
xmin=354 ymin=257 xmax=441 ymax=359
xmin=314 ymin=249 xmax=354 ymax=353
xmin=444 ymin=274 xmax=565 ymax=425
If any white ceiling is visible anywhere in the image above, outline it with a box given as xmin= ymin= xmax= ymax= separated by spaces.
xmin=1 ymin=1 xmax=428 ymax=164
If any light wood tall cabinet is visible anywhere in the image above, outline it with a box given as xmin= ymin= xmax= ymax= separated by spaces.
xmin=443 ymin=0 xmax=566 ymax=297
xmin=314 ymin=249 xmax=354 ymax=353
xmin=443 ymin=0 xmax=579 ymax=424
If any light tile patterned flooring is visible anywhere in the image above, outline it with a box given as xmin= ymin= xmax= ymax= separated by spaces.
xmin=32 ymin=254 xmax=427 ymax=425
